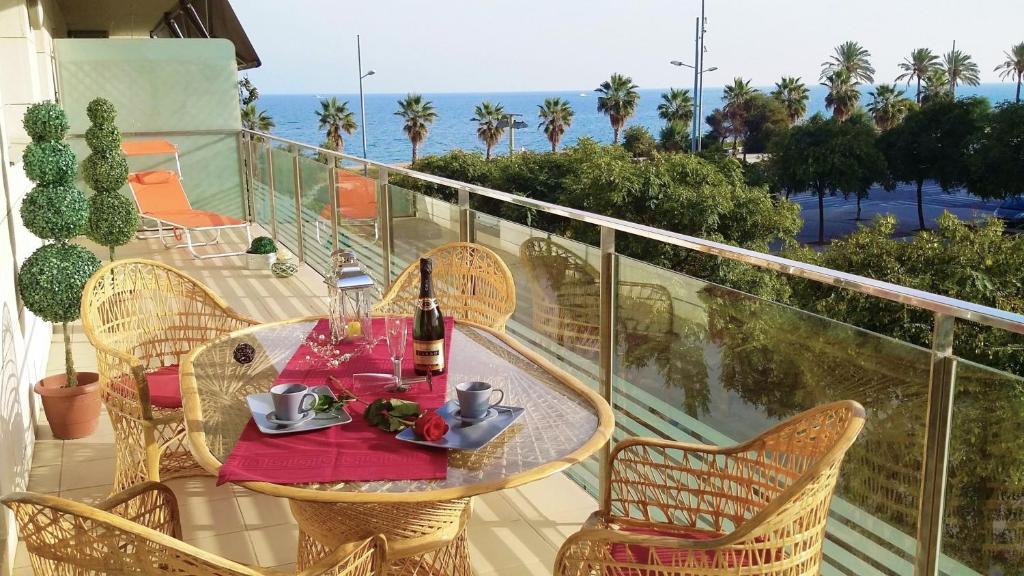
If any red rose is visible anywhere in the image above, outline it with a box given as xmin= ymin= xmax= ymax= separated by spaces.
xmin=414 ymin=410 xmax=449 ymax=441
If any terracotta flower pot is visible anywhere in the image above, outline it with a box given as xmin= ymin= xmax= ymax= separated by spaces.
xmin=34 ymin=372 xmax=101 ymax=440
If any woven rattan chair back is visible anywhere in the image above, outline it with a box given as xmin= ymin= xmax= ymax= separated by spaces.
xmin=555 ymin=400 xmax=865 ymax=576
xmin=82 ymin=259 xmax=249 ymax=374
xmin=372 ymin=242 xmax=515 ymax=331
xmin=81 ymin=259 xmax=258 ymax=492
xmin=519 ymin=237 xmax=674 ymax=353
xmin=3 ymin=486 xmax=383 ymax=575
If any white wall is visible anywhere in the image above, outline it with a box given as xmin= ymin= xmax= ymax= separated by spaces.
xmin=0 ymin=1 xmax=64 ymax=573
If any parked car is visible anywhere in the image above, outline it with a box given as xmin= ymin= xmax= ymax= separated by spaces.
xmin=994 ymin=196 xmax=1024 ymax=229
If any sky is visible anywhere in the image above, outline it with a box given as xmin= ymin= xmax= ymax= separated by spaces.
xmin=233 ymin=0 xmax=1023 ymax=94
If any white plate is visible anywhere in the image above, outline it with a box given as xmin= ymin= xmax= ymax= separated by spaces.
xmin=246 ymin=385 xmax=352 ymax=435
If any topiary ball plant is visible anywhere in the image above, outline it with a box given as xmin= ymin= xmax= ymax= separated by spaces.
xmin=17 ymin=243 xmax=101 ymax=324
xmin=16 ymin=101 xmax=100 ymax=388
xmin=86 ymin=97 xmax=117 ymax=125
xmin=22 ymin=141 xmax=76 ymax=185
xmin=20 ymin=184 xmax=89 ymax=241
xmin=23 ymin=101 xmax=70 ymax=142
xmin=82 ymin=97 xmax=138 ymax=260
xmin=82 ymin=152 xmax=129 ymax=193
xmin=247 ymin=236 xmax=278 ymax=254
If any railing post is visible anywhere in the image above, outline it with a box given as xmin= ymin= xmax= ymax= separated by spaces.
xmin=329 ymin=163 xmax=339 ymax=254
xmin=292 ymin=150 xmax=305 ymax=263
xmin=598 ymin=226 xmax=617 ymax=506
xmin=237 ymin=132 xmax=254 ymax=223
xmin=265 ymin=142 xmax=278 ymax=240
xmin=914 ymin=313 xmax=957 ymax=576
xmin=458 ymin=188 xmax=474 ymax=243
xmin=377 ymin=166 xmax=392 ymax=286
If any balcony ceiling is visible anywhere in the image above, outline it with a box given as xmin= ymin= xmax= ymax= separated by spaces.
xmin=55 ymin=0 xmax=259 ymax=69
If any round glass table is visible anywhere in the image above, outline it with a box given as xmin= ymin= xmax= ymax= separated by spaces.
xmin=180 ymin=316 xmax=613 ymax=574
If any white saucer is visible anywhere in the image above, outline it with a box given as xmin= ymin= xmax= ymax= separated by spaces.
xmin=265 ymin=411 xmax=314 ymax=427
xmin=452 ymin=407 xmax=497 ymax=424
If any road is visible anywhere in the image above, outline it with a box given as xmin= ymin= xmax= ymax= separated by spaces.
xmin=788 ymin=181 xmax=1003 ymax=244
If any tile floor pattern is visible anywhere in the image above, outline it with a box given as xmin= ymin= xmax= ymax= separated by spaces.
xmin=16 ymin=229 xmax=599 ymax=575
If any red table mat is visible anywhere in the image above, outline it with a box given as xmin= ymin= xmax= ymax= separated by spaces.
xmin=217 ymin=317 xmax=453 ymax=485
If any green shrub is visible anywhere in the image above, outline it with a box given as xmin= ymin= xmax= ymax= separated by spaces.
xmin=83 ymin=152 xmax=129 ymax=194
xmin=85 ymin=123 xmax=121 ymax=153
xmin=622 ymin=126 xmax=658 ymax=158
xmin=659 ymin=121 xmax=691 ymax=153
xmin=85 ymin=97 xmax=117 ymax=125
xmin=247 ymin=236 xmax=277 ymax=254
xmin=17 ymin=243 xmax=100 ymax=324
xmin=87 ymin=193 xmax=139 ymax=250
xmin=23 ymin=101 xmax=69 ymax=142
xmin=20 ymin=184 xmax=88 ymax=241
xmin=22 ymin=142 xmax=75 ymax=185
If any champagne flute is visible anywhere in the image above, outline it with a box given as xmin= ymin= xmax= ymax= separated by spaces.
xmin=384 ymin=315 xmax=408 ymax=391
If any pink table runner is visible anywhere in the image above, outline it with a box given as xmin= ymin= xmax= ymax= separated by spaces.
xmin=217 ymin=317 xmax=453 ymax=485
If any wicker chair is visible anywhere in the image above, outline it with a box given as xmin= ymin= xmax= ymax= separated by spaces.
xmin=80 ymin=259 xmax=260 ymax=493
xmin=372 ymin=242 xmax=516 ymax=331
xmin=555 ymin=400 xmax=866 ymax=576
xmin=519 ymin=237 xmax=674 ymax=353
xmin=2 ymin=482 xmax=385 ymax=575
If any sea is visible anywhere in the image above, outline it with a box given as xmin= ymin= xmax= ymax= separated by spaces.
xmin=258 ymin=84 xmax=1018 ymax=164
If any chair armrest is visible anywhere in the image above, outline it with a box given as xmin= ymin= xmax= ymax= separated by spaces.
xmin=603 ymin=437 xmax=767 ymax=532
xmin=554 ymin=523 xmax=757 ymax=576
xmin=97 ymin=481 xmax=182 ymax=539
xmin=296 ymin=535 xmax=386 ymax=576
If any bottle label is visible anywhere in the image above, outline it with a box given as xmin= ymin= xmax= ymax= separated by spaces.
xmin=417 ymin=298 xmax=438 ymax=311
xmin=413 ymin=338 xmax=445 ymax=371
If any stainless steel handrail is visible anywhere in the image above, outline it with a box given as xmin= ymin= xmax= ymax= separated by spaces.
xmin=244 ymin=128 xmax=1024 ymax=336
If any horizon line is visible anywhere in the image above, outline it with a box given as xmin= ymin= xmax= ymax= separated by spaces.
xmin=260 ymin=82 xmax=1014 ymax=98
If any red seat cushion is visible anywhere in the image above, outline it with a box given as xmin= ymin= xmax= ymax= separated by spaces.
xmin=144 ymin=365 xmax=182 ymax=409
xmin=608 ymin=526 xmax=778 ymax=574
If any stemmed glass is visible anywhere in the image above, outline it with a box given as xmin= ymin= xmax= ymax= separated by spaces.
xmin=384 ymin=315 xmax=408 ymax=392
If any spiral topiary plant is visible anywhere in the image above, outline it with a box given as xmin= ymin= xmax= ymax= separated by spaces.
xmin=16 ymin=101 xmax=101 ymax=387
xmin=83 ymin=97 xmax=138 ymax=260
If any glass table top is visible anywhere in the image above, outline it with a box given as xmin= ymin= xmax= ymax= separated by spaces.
xmin=181 ymin=317 xmax=612 ymax=501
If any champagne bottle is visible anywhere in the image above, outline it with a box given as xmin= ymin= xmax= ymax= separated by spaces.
xmin=413 ymin=258 xmax=446 ymax=375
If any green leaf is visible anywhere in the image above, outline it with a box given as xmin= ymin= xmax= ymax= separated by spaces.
xmin=388 ymin=399 xmax=421 ymax=418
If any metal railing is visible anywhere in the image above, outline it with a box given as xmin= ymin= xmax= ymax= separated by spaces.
xmin=238 ymin=129 xmax=1024 ymax=576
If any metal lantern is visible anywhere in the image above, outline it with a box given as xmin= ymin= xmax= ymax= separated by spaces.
xmin=327 ymin=249 xmax=375 ymax=344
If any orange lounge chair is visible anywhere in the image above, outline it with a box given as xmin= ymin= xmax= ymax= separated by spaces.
xmin=123 ymin=140 xmax=251 ymax=259
xmin=319 ymin=169 xmax=378 ymax=239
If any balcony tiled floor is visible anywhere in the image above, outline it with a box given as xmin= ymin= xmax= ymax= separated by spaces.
xmin=17 ymin=228 xmax=596 ymax=575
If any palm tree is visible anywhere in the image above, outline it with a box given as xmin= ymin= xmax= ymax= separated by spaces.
xmin=921 ymin=68 xmax=952 ymax=104
xmin=315 ymin=97 xmax=357 ymax=154
xmin=472 ymin=101 xmax=506 ymax=160
xmin=240 ymin=103 xmax=274 ymax=132
xmin=771 ymin=76 xmax=810 ymax=124
xmin=656 ymin=88 xmax=694 ymax=126
xmin=821 ymin=41 xmax=875 ymax=84
xmin=942 ymin=49 xmax=981 ymax=97
xmin=895 ymin=48 xmax=940 ymax=103
xmin=537 ymin=97 xmax=575 ymax=152
xmin=595 ymin=73 xmax=640 ymax=144
xmin=723 ymin=77 xmax=756 ymax=153
xmin=394 ymin=94 xmax=437 ymax=163
xmin=822 ymin=69 xmax=861 ymax=121
xmin=867 ymin=84 xmax=913 ymax=130
xmin=994 ymin=42 xmax=1024 ymax=102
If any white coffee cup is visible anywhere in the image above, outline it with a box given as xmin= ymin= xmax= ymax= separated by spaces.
xmin=270 ymin=383 xmax=317 ymax=422
xmin=455 ymin=381 xmax=504 ymax=419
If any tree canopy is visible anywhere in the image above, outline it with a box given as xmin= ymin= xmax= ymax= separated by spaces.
xmin=967 ymin=102 xmax=1024 ymax=200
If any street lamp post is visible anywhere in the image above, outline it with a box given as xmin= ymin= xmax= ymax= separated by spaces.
xmin=669 ymin=58 xmax=717 ymax=153
xmin=697 ymin=1 xmax=707 ymax=151
xmin=356 ymin=35 xmax=375 ymax=167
